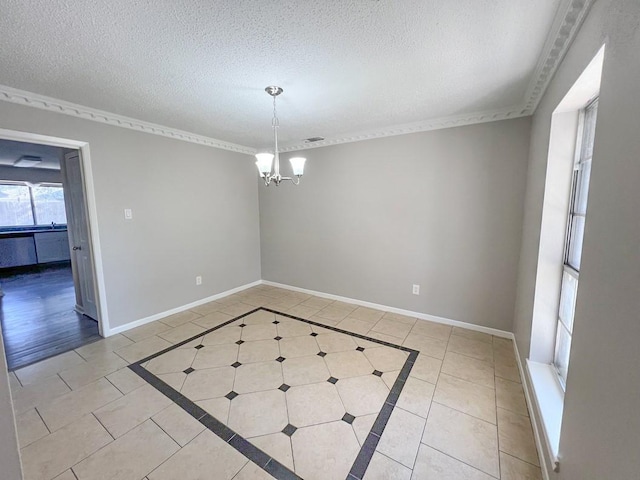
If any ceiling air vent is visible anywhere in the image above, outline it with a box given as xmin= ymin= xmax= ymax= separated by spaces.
xmin=14 ymin=156 xmax=43 ymax=168
xmin=304 ymin=137 xmax=325 ymax=143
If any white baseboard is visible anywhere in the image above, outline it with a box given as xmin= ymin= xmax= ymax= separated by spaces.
xmin=105 ymin=277 xmax=549 ymax=477
xmin=261 ymin=280 xmax=512 ymax=338
xmin=105 ymin=280 xmax=262 ymax=336
xmin=512 ymin=337 xmax=552 ymax=480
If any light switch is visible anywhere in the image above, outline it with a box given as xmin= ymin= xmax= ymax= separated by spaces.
xmin=124 ymin=208 xmax=133 ymax=220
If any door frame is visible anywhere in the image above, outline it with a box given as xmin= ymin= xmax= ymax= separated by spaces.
xmin=0 ymin=127 xmax=110 ymax=336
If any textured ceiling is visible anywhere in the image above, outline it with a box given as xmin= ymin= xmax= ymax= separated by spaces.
xmin=0 ymin=140 xmax=61 ymax=170
xmin=0 ymin=0 xmax=568 ymax=150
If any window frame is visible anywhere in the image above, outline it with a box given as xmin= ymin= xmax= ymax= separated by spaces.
xmin=0 ymin=180 xmax=67 ymax=228
xmin=553 ymin=97 xmax=598 ymax=389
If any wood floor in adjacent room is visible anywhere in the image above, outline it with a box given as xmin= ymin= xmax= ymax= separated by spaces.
xmin=0 ymin=263 xmax=100 ymax=371
xmin=7 ymin=285 xmax=542 ymax=479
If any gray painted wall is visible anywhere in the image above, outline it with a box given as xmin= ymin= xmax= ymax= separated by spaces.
xmin=0 ymin=102 xmax=261 ymax=329
xmin=0 ymin=165 xmax=63 ymax=183
xmin=260 ymin=118 xmax=531 ymax=331
xmin=512 ymin=0 xmax=640 ymax=477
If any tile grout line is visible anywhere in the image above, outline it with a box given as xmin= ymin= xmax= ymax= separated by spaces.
xmin=420 ymin=442 xmax=501 ymax=479
xmin=149 ymin=416 xmax=182 ymax=448
xmin=347 ymin=349 xmax=418 ymax=479
xmin=229 ymin=459 xmax=253 ymax=480
xmin=128 ymin=346 xmax=300 ymax=480
xmin=408 ymin=397 xmax=432 ymax=473
xmin=34 ymin=405 xmax=52 ymax=435
xmin=145 ymin=418 xmax=205 ymax=479
xmin=376 ymin=449 xmax=415 ymax=475
xmin=493 ymin=343 xmax=502 ymax=480
xmin=500 ymin=450 xmax=544 ymax=469
xmin=275 ymin=313 xmax=296 ymax=475
xmin=56 ymin=372 xmax=73 ymax=391
xmin=128 ymin=306 xmax=417 ymax=480
xmin=103 ymin=369 xmax=128 ymax=395
xmin=90 ymin=411 xmax=115 ymax=441
xmin=430 ymin=399 xmax=497 ymax=426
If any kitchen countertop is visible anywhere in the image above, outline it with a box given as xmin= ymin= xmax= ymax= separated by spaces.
xmin=0 ymin=228 xmax=68 ymax=236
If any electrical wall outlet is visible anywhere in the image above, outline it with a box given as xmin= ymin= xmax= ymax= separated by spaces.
xmin=412 ymin=284 xmax=420 ymax=295
xmin=196 ymin=276 xmax=202 ymax=286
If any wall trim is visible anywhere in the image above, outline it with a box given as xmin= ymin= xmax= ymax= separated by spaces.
xmin=0 ymin=0 xmax=594 ymax=157
xmin=278 ymin=106 xmax=528 ymax=153
xmin=262 ymin=280 xmax=512 ymax=339
xmin=513 ymin=338 xmax=552 ymax=480
xmin=522 ymin=0 xmax=596 ymax=114
xmin=0 ymin=85 xmax=255 ymax=155
xmin=105 ymin=280 xmax=262 ymax=336
xmin=0 ymin=128 xmax=110 ymax=338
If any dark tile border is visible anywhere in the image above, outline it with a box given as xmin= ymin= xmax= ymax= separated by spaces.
xmin=128 ymin=306 xmax=418 ymax=480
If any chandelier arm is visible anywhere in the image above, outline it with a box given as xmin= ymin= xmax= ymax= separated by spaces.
xmin=287 ymin=176 xmax=301 ymax=185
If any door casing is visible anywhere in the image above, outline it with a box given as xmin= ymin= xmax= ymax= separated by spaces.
xmin=0 ymin=127 xmax=110 ymax=336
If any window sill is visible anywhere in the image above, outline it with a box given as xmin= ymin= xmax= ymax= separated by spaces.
xmin=526 ymin=360 xmax=563 ymax=471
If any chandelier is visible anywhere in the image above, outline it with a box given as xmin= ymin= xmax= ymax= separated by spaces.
xmin=255 ymin=86 xmax=306 ymax=186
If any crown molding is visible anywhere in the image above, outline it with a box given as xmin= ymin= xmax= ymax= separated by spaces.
xmin=0 ymin=1 xmax=594 ymax=155
xmin=279 ymin=0 xmax=595 ymax=153
xmin=522 ymin=0 xmax=596 ymax=114
xmin=278 ymin=105 xmax=528 ymax=153
xmin=0 ymin=85 xmax=256 ymax=155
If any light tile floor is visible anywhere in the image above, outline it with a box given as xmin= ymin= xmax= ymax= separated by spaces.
xmin=9 ymin=285 xmax=542 ymax=480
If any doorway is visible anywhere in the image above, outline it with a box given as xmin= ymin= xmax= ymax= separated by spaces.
xmin=0 ymin=131 xmax=106 ymax=370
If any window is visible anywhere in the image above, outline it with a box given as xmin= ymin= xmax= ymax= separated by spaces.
xmin=0 ymin=183 xmax=34 ymax=226
xmin=554 ymin=99 xmax=598 ymax=387
xmin=0 ymin=182 xmax=67 ymax=227
xmin=32 ymin=185 xmax=67 ymax=225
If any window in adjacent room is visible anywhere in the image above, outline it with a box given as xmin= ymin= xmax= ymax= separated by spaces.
xmin=0 ymin=183 xmax=34 ymax=226
xmin=32 ymin=184 xmax=67 ymax=225
xmin=0 ymin=182 xmax=67 ymax=227
xmin=553 ymin=98 xmax=598 ymax=388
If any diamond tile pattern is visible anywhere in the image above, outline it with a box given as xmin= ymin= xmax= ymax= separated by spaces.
xmin=342 ymin=413 xmax=356 ymax=424
xmin=282 ymin=424 xmax=297 ymax=437
xmin=13 ymin=290 xmax=533 ymax=480
xmin=138 ymin=308 xmax=409 ymax=478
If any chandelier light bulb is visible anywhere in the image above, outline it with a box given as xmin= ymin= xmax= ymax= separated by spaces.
xmin=255 ymin=153 xmax=274 ymax=177
xmin=289 ymin=157 xmax=306 ymax=176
